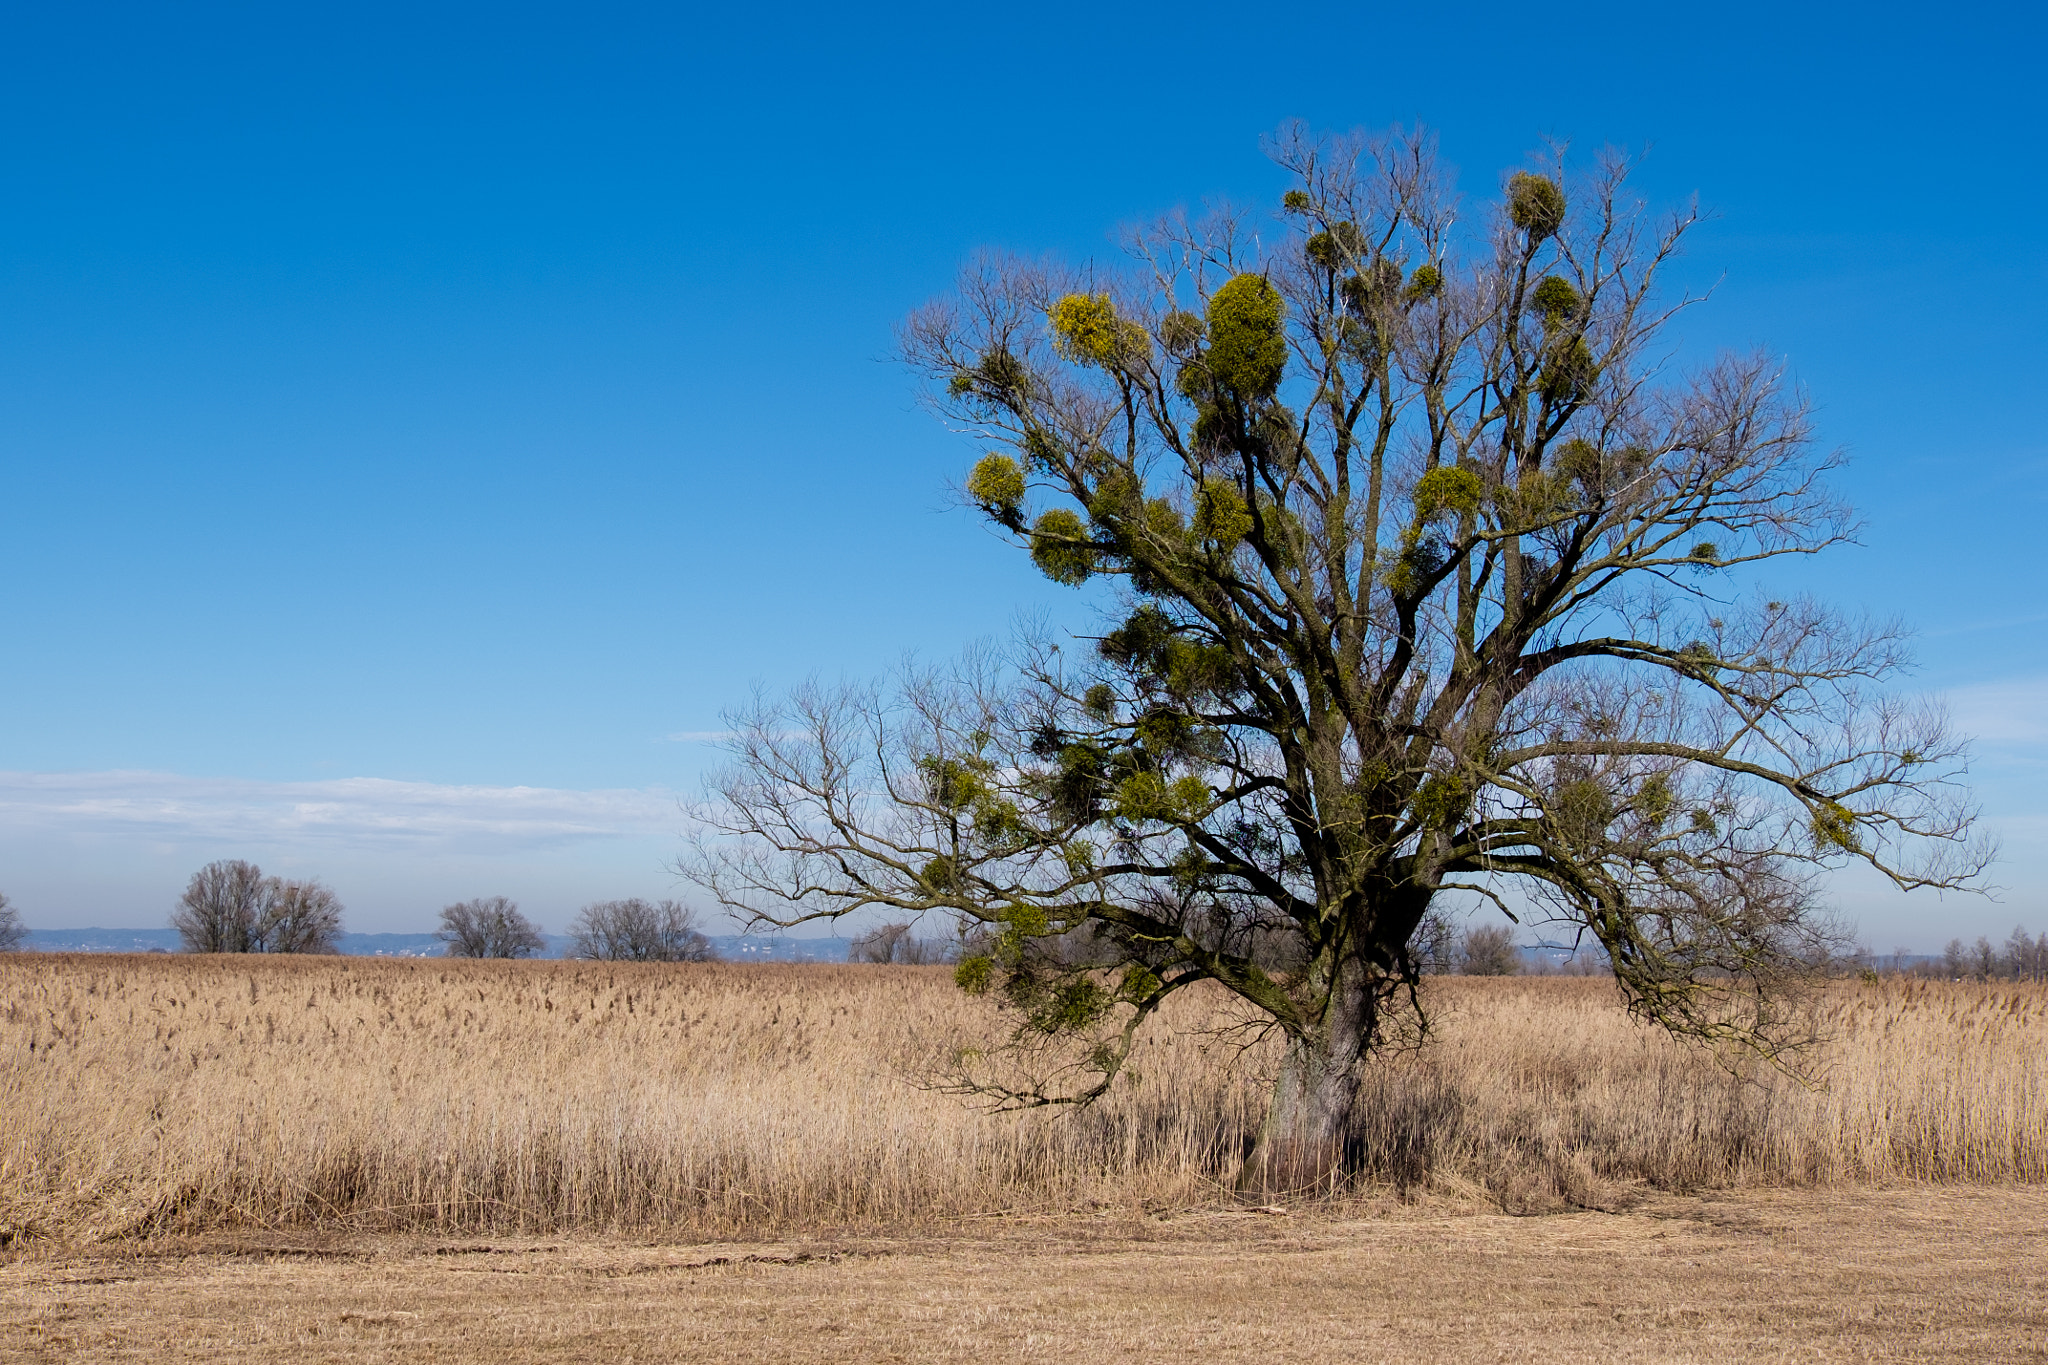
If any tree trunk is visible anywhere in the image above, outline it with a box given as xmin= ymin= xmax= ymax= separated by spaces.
xmin=1237 ymin=959 xmax=1378 ymax=1194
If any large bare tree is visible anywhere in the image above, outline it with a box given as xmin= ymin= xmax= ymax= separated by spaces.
xmin=437 ymin=896 xmax=547 ymax=959
xmin=567 ymin=898 xmax=717 ymax=963
xmin=172 ymin=859 xmax=344 ymax=954
xmin=686 ymin=126 xmax=1985 ymax=1185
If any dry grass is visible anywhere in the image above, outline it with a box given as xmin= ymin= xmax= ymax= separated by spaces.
xmin=5 ymin=1189 xmax=2046 ymax=1362
xmin=2 ymin=955 xmax=2045 ymax=1243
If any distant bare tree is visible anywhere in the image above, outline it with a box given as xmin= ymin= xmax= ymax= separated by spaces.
xmin=850 ymin=921 xmax=954 ymax=964
xmin=171 ymin=860 xmax=344 ymax=953
xmin=265 ymin=880 xmax=344 ymax=954
xmin=2002 ymin=924 xmax=2042 ymax=982
xmin=172 ymin=860 xmax=270 ymax=952
xmin=850 ymin=921 xmax=912 ymax=963
xmin=0 ymin=892 xmax=25 ymax=952
xmin=567 ymin=899 xmax=716 ymax=962
xmin=1972 ymin=936 xmax=1997 ymax=980
xmin=1460 ymin=924 xmax=1523 ymax=976
xmin=1559 ymin=945 xmax=1612 ymax=976
xmin=437 ymin=897 xmax=546 ymax=959
xmin=1942 ymin=938 xmax=1967 ymax=977
xmin=1413 ymin=908 xmax=1460 ymax=975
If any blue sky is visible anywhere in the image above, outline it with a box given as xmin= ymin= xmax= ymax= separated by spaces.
xmin=1 ymin=1 xmax=2041 ymax=946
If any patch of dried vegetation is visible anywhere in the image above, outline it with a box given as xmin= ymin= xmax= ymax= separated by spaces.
xmin=5 ymin=1189 xmax=2047 ymax=1363
xmin=1 ymin=956 xmax=2043 ymax=1242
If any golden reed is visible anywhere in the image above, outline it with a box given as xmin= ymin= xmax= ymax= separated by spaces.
xmin=1 ymin=955 xmax=2042 ymax=1241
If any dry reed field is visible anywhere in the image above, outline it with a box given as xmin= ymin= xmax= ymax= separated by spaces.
xmin=3 ymin=954 xmax=2045 ymax=1246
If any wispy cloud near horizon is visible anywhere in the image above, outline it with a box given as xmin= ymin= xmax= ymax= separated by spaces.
xmin=1945 ymin=676 xmax=2048 ymax=747
xmin=0 ymin=770 xmax=686 ymax=854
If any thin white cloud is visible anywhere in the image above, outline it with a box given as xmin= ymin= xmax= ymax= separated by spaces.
xmin=1924 ymin=611 xmax=2048 ymax=639
xmin=1944 ymin=677 xmax=2048 ymax=745
xmin=663 ymin=731 xmax=733 ymax=743
xmin=0 ymin=770 xmax=685 ymax=853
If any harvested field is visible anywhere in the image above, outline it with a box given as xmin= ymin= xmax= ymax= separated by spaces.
xmin=3 ymin=1187 xmax=2045 ymax=1362
xmin=1 ymin=956 xmax=2045 ymax=1243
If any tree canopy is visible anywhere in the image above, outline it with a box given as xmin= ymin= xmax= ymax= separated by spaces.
xmin=171 ymin=859 xmax=344 ymax=954
xmin=567 ymin=898 xmax=717 ymax=963
xmin=437 ymin=896 xmax=547 ymax=959
xmin=686 ymin=125 xmax=1986 ymax=1185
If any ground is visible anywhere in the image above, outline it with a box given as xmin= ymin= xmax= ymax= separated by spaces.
xmin=3 ymin=1187 xmax=2043 ymax=1362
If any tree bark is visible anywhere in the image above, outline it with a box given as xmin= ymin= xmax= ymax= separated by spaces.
xmin=1238 ymin=956 xmax=1378 ymax=1194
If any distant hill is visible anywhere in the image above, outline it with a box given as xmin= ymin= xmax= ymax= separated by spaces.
xmin=706 ymin=935 xmax=853 ymax=963
xmin=22 ymin=927 xmax=184 ymax=953
xmin=22 ymin=928 xmax=448 ymax=956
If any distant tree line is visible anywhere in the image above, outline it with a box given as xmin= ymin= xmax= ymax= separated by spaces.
xmin=430 ymin=894 xmax=719 ymax=961
xmin=849 ymin=921 xmax=961 ymax=964
xmin=172 ymin=860 xmax=345 ymax=954
xmin=1932 ymin=928 xmax=2046 ymax=981
xmin=1843 ymin=926 xmax=2047 ymax=981
xmin=148 ymin=861 xmax=723 ymax=963
xmin=432 ymin=896 xmax=718 ymax=961
xmin=19 ymin=860 xmax=2037 ymax=981
xmin=1410 ymin=913 xmax=1606 ymax=977
xmin=1947 ymin=927 xmax=2048 ymax=981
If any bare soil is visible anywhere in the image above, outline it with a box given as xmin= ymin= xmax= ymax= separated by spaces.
xmin=4 ymin=1187 xmax=2044 ymax=1362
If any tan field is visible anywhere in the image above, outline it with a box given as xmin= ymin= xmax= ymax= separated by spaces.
xmin=2 ymin=1186 xmax=2045 ymax=1363
xmin=3 ymin=955 xmax=2046 ymax=1360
